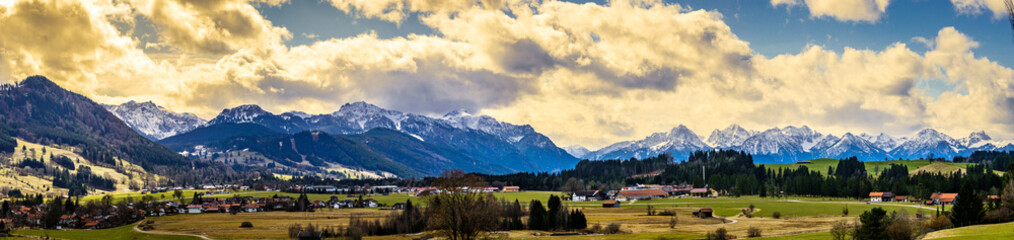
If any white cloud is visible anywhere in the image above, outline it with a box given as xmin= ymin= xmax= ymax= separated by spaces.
xmin=772 ymin=0 xmax=891 ymax=23
xmin=950 ymin=0 xmax=1009 ymax=18
xmin=2 ymin=0 xmax=1014 ymax=149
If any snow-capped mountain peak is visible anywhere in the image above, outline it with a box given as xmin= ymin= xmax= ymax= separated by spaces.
xmin=962 ymin=130 xmax=992 ymax=147
xmin=443 ymin=108 xmax=473 ymax=118
xmin=332 ymin=101 xmax=408 ymax=130
xmin=281 ymin=111 xmax=312 ymax=120
xmin=104 ymin=100 xmax=206 ymax=140
xmin=563 ymin=145 xmax=591 ymax=159
xmin=707 ymin=124 xmax=755 ymax=149
xmin=210 ymin=104 xmax=270 ymax=124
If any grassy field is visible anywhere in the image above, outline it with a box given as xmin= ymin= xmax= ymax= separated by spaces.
xmin=14 ymin=224 xmax=201 ymax=240
xmin=568 ymin=196 xmax=938 ymax=218
xmin=43 ymin=192 xmax=953 ymax=240
xmin=922 ymin=221 xmax=1014 ymax=240
xmin=753 ymin=231 xmax=833 ymax=239
xmin=77 ymin=190 xmax=564 ymax=207
xmin=759 ymin=158 xmax=978 ymax=176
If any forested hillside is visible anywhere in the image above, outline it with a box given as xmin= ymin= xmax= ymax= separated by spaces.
xmin=0 ymin=76 xmax=239 ymax=187
xmin=480 ymin=151 xmax=1009 ymax=200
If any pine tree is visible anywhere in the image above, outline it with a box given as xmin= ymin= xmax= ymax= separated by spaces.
xmin=854 ymin=207 xmax=888 ymax=240
xmin=528 ymin=200 xmax=547 ymax=230
xmin=547 ymin=195 xmax=562 ymax=229
xmin=950 ymin=180 xmax=984 ymax=227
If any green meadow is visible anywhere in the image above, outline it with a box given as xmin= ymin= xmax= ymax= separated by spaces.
xmin=758 ymin=158 xmax=978 ymax=176
xmin=14 ymin=224 xmax=201 ymax=240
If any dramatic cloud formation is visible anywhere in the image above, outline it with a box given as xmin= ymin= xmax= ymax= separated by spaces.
xmin=771 ymin=0 xmax=891 ymax=22
xmin=1 ymin=0 xmax=1012 ymax=149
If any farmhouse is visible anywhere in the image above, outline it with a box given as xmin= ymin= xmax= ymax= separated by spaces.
xmin=185 ymin=204 xmax=204 ymax=214
xmin=616 ymin=189 xmax=667 ymax=201
xmin=930 ymin=193 xmax=958 ymax=205
xmin=602 ymin=200 xmax=620 ymax=208
xmin=869 ymin=192 xmax=894 ymax=202
xmin=572 ymin=190 xmax=600 ymax=201
xmin=305 ymin=185 xmax=338 ymax=193
xmin=894 ymin=195 xmax=909 ymax=203
xmin=669 ymin=183 xmax=694 ymax=196
xmin=690 ymin=188 xmax=718 ymax=198
xmin=502 ymin=186 xmax=520 ymax=192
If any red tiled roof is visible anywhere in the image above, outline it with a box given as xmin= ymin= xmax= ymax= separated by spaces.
xmin=937 ymin=193 xmax=958 ymax=203
xmin=620 ymin=189 xmax=667 ymax=197
xmin=602 ymin=200 xmax=618 ymax=205
xmin=690 ymin=188 xmax=711 ymax=193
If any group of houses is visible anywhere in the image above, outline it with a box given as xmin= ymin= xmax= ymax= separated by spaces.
xmin=409 ymin=185 xmax=521 ymax=196
xmin=1 ymin=193 xmax=399 ymax=231
xmin=569 ymin=184 xmax=721 ymax=208
xmin=2 ymin=204 xmax=145 ymax=230
xmin=868 ymin=192 xmax=962 ymax=205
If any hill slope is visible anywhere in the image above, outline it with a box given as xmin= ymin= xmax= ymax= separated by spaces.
xmin=347 ymin=128 xmax=514 ymax=176
xmin=0 ymin=76 xmax=192 ymax=171
xmin=207 ymin=131 xmax=424 ymax=178
xmin=159 ymin=123 xmax=281 ymax=150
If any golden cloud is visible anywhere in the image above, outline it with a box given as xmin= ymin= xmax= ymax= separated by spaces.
xmin=1 ymin=0 xmax=1013 ymax=149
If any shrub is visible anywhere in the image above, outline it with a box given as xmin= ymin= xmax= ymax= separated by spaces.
xmin=772 ymin=211 xmax=781 ymax=219
xmin=589 ymin=224 xmax=602 ymax=233
xmin=240 ymin=221 xmax=254 ymax=228
xmin=886 ymin=218 xmax=912 ymax=240
xmin=830 ymin=220 xmax=852 ymax=240
xmin=922 ymin=215 xmax=953 ymax=232
xmin=658 ymin=210 xmax=676 ymax=216
xmin=742 ymin=209 xmax=753 ymax=218
xmin=747 ymin=227 xmax=762 ymax=238
xmin=706 ymin=228 xmax=729 ymax=240
xmin=669 ymin=216 xmax=677 ymax=229
xmin=604 ymin=223 xmax=622 ymax=234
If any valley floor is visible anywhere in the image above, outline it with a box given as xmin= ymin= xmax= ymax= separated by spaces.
xmin=12 ymin=192 xmax=994 ymax=240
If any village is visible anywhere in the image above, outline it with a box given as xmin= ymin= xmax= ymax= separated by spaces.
xmin=3 ymin=181 xmax=995 ymax=235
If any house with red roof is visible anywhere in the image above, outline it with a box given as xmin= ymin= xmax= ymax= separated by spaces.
xmin=616 ymin=189 xmax=667 ymax=201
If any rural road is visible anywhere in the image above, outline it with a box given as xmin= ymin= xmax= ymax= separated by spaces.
xmin=134 ymin=222 xmax=213 ymax=240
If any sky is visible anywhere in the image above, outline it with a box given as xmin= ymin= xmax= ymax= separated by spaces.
xmin=1 ymin=0 xmax=1013 ymax=150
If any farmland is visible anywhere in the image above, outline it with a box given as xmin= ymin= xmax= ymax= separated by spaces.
xmin=45 ymin=191 xmax=957 ymax=240
xmin=14 ymin=224 xmax=201 ymax=240
xmin=758 ymin=158 xmax=981 ymax=176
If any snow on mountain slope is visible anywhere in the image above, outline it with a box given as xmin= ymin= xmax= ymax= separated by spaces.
xmin=104 ymin=101 xmax=206 ymax=140
xmin=589 ymin=125 xmax=710 ymax=160
xmin=195 ymin=102 xmax=579 ymax=173
xmin=707 ymin=124 xmax=756 ymax=149
xmin=961 ymin=131 xmax=991 ymax=147
xmin=564 ymin=145 xmax=591 ymax=159
xmin=737 ymin=126 xmax=822 ymax=156
xmin=889 ymin=128 xmax=963 ymax=159
xmin=818 ymin=133 xmax=889 ymax=160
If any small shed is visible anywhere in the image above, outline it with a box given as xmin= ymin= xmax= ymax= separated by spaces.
xmin=602 ymin=200 xmax=620 ymax=208
xmin=693 ymin=208 xmax=714 ymax=218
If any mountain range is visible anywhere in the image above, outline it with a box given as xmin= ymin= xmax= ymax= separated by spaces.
xmin=104 ymin=100 xmax=206 ymax=140
xmin=109 ymin=100 xmax=579 ymax=177
xmin=568 ymin=124 xmax=1014 ymax=163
